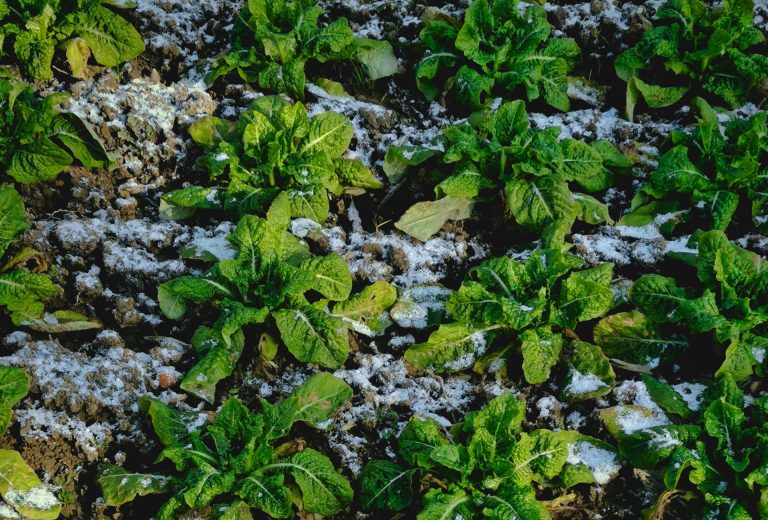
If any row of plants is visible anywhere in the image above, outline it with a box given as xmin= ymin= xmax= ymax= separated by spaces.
xmin=0 ymin=0 xmax=765 ymax=518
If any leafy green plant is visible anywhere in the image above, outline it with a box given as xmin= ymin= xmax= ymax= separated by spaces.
xmin=206 ymin=0 xmax=397 ymax=98
xmin=158 ymin=193 xmax=396 ymax=402
xmin=621 ymin=98 xmax=768 ymax=235
xmin=0 ymin=78 xmax=112 ymax=184
xmin=415 ymin=0 xmax=581 ymax=112
xmin=0 ymin=185 xmax=59 ymax=325
xmin=593 ymin=230 xmax=767 ymax=382
xmin=99 ymin=373 xmax=354 ymax=519
xmin=602 ymin=373 xmax=768 ymax=518
xmin=0 ymin=366 xmax=62 ymax=519
xmin=160 ymin=95 xmax=382 ymax=224
xmin=404 ymin=250 xmax=617 ymax=395
xmin=0 ymin=0 xmax=145 ymax=80
xmin=385 ymin=99 xmax=632 ymax=244
xmin=359 ymin=392 xmax=621 ymax=517
xmin=615 ymin=0 xmax=768 ymax=120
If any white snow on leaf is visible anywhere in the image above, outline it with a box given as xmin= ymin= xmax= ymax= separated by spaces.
xmin=566 ymin=441 xmax=621 ymax=485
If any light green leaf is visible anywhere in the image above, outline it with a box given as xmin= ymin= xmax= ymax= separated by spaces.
xmin=332 ymin=281 xmax=397 ymax=336
xmin=405 ymin=322 xmax=492 ymax=373
xmin=0 ymin=187 xmax=29 ymax=258
xmin=73 ymin=5 xmax=145 ymax=67
xmin=301 ymin=113 xmax=354 ymax=157
xmin=520 ymin=327 xmax=563 ymax=385
xmin=289 ymin=372 xmax=352 ymax=428
xmin=0 ymin=450 xmax=61 ymax=520
xmin=300 ymin=253 xmax=352 ymax=301
xmin=395 ymin=197 xmax=474 ymax=242
xmin=274 ymin=304 xmax=349 ymax=368
xmin=271 ymin=449 xmax=353 ymax=516
xmin=98 ymin=465 xmax=169 ymax=506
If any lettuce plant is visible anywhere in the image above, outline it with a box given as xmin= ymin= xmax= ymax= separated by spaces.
xmin=415 ymin=0 xmax=581 ymax=112
xmin=161 ymin=95 xmax=381 ymax=224
xmin=359 ymin=392 xmax=621 ymax=517
xmin=206 ymin=0 xmax=397 ymax=98
xmin=615 ymin=0 xmax=768 ymax=120
xmin=99 ymin=373 xmax=354 ymax=519
xmin=0 ymin=78 xmax=112 ymax=184
xmin=0 ymin=366 xmax=62 ymax=519
xmin=621 ymin=98 xmax=768 ymax=235
xmin=0 ymin=185 xmax=59 ymax=325
xmin=159 ymin=193 xmax=396 ymax=402
xmin=404 ymin=250 xmax=617 ymax=395
xmin=602 ymin=374 xmax=768 ymax=518
xmin=385 ymin=100 xmax=632 ymax=244
xmin=0 ymin=0 xmax=144 ymax=80
xmin=594 ymin=231 xmax=767 ymax=382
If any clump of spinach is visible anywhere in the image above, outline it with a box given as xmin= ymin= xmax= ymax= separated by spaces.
xmin=602 ymin=374 xmax=768 ymax=518
xmin=161 ymin=95 xmax=381 ymax=224
xmin=404 ymin=250 xmax=617 ymax=396
xmin=385 ymin=99 xmax=632 ymax=244
xmin=0 ymin=0 xmax=145 ymax=80
xmin=359 ymin=392 xmax=621 ymax=517
xmin=593 ymin=230 xmax=767 ymax=382
xmin=0 ymin=366 xmax=62 ymax=519
xmin=0 ymin=78 xmax=112 ymax=184
xmin=159 ymin=193 xmax=396 ymax=402
xmin=615 ymin=0 xmax=768 ymax=120
xmin=621 ymin=98 xmax=768 ymax=235
xmin=99 ymin=373 xmax=354 ymax=519
xmin=415 ymin=0 xmax=581 ymax=112
xmin=206 ymin=0 xmax=397 ymax=98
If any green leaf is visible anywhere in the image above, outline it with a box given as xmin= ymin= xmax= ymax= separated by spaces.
xmin=98 ymin=465 xmax=170 ymax=506
xmin=417 ymin=488 xmax=473 ymax=520
xmin=236 ymin=472 xmax=292 ymax=518
xmin=359 ymin=460 xmax=415 ymax=512
xmin=181 ymin=328 xmax=246 ymax=403
xmin=453 ymin=65 xmax=494 ymax=110
xmin=594 ymin=311 xmax=686 ymax=366
xmin=274 ymin=304 xmax=349 ymax=368
xmin=300 ymin=253 xmax=352 ymax=301
xmin=157 ymin=276 xmax=231 ymax=320
xmin=9 ymin=137 xmax=72 ymax=184
xmin=469 ymin=392 xmax=525 ymax=461
xmin=354 ymin=39 xmax=398 ymax=80
xmin=504 ymin=177 xmax=574 ymax=231
xmin=640 ymin=374 xmax=691 ymax=419
xmin=301 ymin=113 xmax=354 ymax=157
xmin=51 ymin=112 xmax=113 ymax=169
xmin=71 ymin=5 xmax=145 ymax=67
xmin=0 ymin=449 xmax=61 ymax=520
xmin=629 ymin=274 xmax=688 ymax=323
xmin=398 ymin=417 xmax=450 ymax=468
xmin=273 ymin=449 xmax=353 ymax=516
xmin=404 ymin=322 xmax=492 ymax=373
xmin=395 ymin=197 xmax=474 ymax=242
xmin=520 ymin=327 xmax=563 ymax=385
xmin=483 ymin=482 xmax=549 ymax=520
xmin=289 ymin=372 xmax=352 ymax=428
xmin=0 ymin=367 xmax=28 ymax=435
xmin=562 ymin=342 xmax=614 ymax=401
xmin=0 ymin=187 xmax=29 ymax=258
xmin=559 ymin=433 xmax=621 ymax=487
xmin=332 ymin=281 xmax=397 ymax=336
xmin=554 ymin=266 xmax=614 ymax=328
xmin=506 ymin=430 xmax=569 ymax=485
xmin=649 ymin=146 xmax=713 ymax=194
xmin=630 ymin=77 xmax=688 ymax=109
xmin=558 ymin=139 xmax=603 ymax=181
